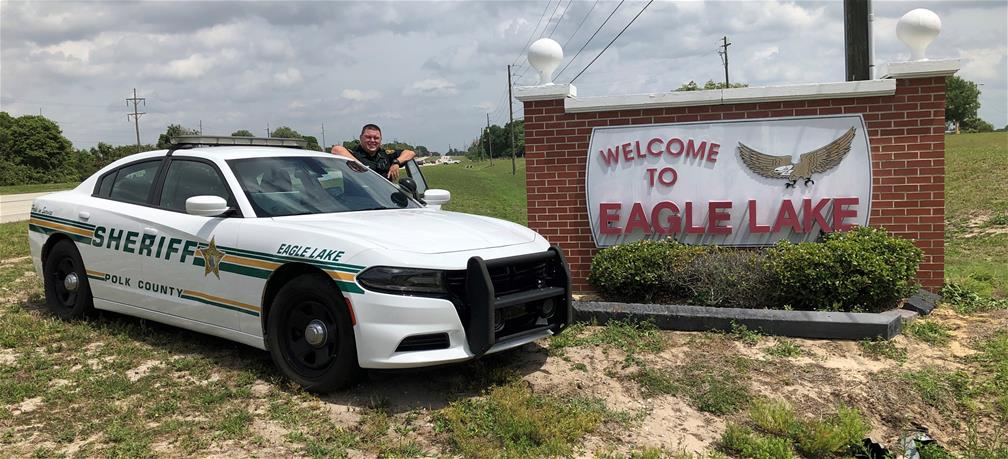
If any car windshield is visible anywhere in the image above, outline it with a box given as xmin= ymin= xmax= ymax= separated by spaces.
xmin=227 ymin=156 xmax=421 ymax=217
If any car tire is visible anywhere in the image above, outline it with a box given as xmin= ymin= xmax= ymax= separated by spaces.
xmin=266 ymin=273 xmax=361 ymax=392
xmin=43 ymin=239 xmax=94 ymax=320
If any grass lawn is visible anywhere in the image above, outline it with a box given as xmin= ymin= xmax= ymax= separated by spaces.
xmin=945 ymin=132 xmax=1008 ymax=297
xmin=0 ymin=182 xmax=79 ymax=195
xmin=420 ymin=158 xmax=527 ymax=225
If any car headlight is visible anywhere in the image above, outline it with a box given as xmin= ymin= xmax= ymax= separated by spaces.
xmin=357 ymin=266 xmax=447 ymax=294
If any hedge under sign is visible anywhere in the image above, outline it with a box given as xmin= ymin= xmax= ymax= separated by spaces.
xmin=585 ymin=115 xmax=872 ymax=247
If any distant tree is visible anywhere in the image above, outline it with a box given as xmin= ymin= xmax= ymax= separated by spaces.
xmin=961 ymin=117 xmax=994 ymax=133
xmin=474 ymin=120 xmax=524 ymax=159
xmin=946 ymin=75 xmax=981 ymax=133
xmin=343 ymin=139 xmax=361 ymax=151
xmin=231 ymin=129 xmax=254 ymax=137
xmin=675 ymin=79 xmax=749 ymax=91
xmin=302 ymin=135 xmax=321 ymax=151
xmin=270 ymin=126 xmax=301 ymax=139
xmin=0 ymin=113 xmax=75 ymax=185
xmin=156 ymin=124 xmax=199 ymax=149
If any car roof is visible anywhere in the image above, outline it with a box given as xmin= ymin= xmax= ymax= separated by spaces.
xmin=171 ymin=146 xmax=334 ymax=161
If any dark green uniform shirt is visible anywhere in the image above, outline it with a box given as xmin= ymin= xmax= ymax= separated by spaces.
xmin=350 ymin=144 xmax=402 ymax=177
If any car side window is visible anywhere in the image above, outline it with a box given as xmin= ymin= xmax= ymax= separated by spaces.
xmin=159 ymin=160 xmax=231 ymax=212
xmin=108 ymin=160 xmax=161 ymax=204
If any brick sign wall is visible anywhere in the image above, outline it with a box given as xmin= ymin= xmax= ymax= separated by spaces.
xmin=522 ymin=75 xmax=947 ymax=292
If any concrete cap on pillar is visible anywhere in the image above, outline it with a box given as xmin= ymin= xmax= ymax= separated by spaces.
xmin=897 ymin=8 xmax=941 ymax=61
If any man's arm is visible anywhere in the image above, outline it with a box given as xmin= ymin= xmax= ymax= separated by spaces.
xmin=331 ymin=145 xmax=355 ymax=160
xmin=387 ymin=149 xmax=416 ymax=180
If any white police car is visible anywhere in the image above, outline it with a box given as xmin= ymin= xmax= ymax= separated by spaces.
xmin=28 ymin=136 xmax=571 ymax=392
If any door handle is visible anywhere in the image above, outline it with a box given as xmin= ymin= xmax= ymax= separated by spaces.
xmin=143 ymin=227 xmax=159 ymax=235
xmin=78 ymin=211 xmax=90 ymax=220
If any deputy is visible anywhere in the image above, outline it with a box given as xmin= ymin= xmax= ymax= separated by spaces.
xmin=332 ymin=123 xmax=415 ymax=181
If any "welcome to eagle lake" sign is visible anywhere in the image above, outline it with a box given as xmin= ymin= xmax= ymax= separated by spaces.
xmin=585 ymin=115 xmax=872 ymax=247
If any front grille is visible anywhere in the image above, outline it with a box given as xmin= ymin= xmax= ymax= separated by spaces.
xmin=395 ymin=333 xmax=450 ymax=352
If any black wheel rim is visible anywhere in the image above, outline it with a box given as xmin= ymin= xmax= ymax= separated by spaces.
xmin=50 ymin=256 xmax=78 ymax=309
xmin=281 ymin=299 xmax=339 ymax=378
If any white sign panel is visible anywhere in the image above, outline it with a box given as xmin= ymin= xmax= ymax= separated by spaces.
xmin=586 ymin=115 xmax=872 ymax=247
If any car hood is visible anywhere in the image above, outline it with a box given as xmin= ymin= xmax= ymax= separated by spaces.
xmin=271 ymin=208 xmax=538 ymax=254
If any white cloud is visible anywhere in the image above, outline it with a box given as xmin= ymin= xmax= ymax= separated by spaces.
xmin=341 ymin=89 xmax=382 ymax=101
xmin=404 ymin=78 xmax=458 ymax=96
xmin=165 ymin=53 xmax=213 ymax=79
xmin=274 ymin=68 xmax=303 ymax=86
xmin=958 ymin=47 xmax=1008 ymax=80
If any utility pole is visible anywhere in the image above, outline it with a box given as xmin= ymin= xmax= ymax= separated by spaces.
xmin=199 ymin=120 xmax=203 ymax=135
xmin=508 ymin=65 xmax=516 ymax=176
xmin=126 ymin=88 xmax=146 ymax=153
xmin=321 ymin=123 xmax=326 ymax=151
xmin=266 ymin=122 xmax=270 ymax=137
xmin=718 ymin=36 xmax=731 ymax=87
xmin=485 ymin=113 xmax=494 ymax=165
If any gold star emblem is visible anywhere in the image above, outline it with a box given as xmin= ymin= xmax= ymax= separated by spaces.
xmin=195 ymin=237 xmax=226 ymax=279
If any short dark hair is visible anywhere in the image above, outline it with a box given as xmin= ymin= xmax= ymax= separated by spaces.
xmin=360 ymin=124 xmax=381 ymax=135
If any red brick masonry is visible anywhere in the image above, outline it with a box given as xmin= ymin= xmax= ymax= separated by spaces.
xmin=522 ymin=76 xmax=945 ymax=292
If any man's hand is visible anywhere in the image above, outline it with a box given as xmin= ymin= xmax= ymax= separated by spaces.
xmin=387 ymin=163 xmax=401 ymax=181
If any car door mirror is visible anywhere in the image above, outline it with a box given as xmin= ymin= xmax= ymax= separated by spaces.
xmin=398 ymin=176 xmax=420 ymax=202
xmin=424 ymin=189 xmax=451 ymax=210
xmin=186 ymin=195 xmax=230 ymax=217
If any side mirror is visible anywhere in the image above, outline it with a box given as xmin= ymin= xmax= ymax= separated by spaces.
xmin=424 ymin=189 xmax=451 ymax=210
xmin=399 ymin=177 xmax=419 ymax=200
xmin=186 ymin=195 xmax=230 ymax=217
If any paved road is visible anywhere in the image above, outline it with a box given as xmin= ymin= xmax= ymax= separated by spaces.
xmin=0 ymin=192 xmax=56 ymax=223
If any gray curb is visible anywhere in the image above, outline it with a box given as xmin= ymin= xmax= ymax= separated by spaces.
xmin=573 ymin=301 xmax=918 ymax=340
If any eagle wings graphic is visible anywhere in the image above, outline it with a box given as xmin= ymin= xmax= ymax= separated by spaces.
xmin=737 ymin=127 xmax=857 ymax=187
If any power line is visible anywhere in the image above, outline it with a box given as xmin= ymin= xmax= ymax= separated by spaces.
xmin=542 ymin=0 xmax=568 ymax=40
xmin=561 ymin=0 xmax=600 ymax=50
xmin=554 ymin=0 xmax=625 ymax=81
xmin=508 ymin=0 xmax=555 ymax=69
xmin=570 ymin=0 xmax=654 ymax=84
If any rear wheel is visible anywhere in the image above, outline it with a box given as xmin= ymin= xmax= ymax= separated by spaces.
xmin=43 ymin=239 xmax=94 ymax=320
xmin=266 ymin=274 xmax=361 ymax=392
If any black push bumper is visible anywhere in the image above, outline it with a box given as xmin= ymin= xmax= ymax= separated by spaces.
xmin=463 ymin=246 xmax=572 ymax=357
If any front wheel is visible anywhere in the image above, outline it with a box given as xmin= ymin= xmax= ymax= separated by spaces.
xmin=266 ymin=273 xmax=361 ymax=392
xmin=42 ymin=239 xmax=94 ymax=320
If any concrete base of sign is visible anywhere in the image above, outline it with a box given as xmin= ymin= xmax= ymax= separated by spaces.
xmin=572 ymin=301 xmax=918 ymax=340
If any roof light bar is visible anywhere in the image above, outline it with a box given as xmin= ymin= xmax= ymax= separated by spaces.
xmin=170 ymin=135 xmax=308 ymax=149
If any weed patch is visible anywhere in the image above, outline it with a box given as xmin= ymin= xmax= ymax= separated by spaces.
xmin=729 ymin=400 xmax=870 ymax=459
xmin=550 ymin=320 xmax=666 ymax=364
xmin=729 ymin=322 xmax=762 ymax=346
xmin=942 ymin=283 xmax=1008 ymax=314
xmin=858 ymin=338 xmax=908 ymax=362
xmin=905 ymin=320 xmax=952 ymax=346
xmin=765 ymin=340 xmax=802 ymax=358
xmin=433 ymin=382 xmax=620 ymax=458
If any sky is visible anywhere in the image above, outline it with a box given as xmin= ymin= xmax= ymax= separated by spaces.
xmin=1 ymin=0 xmax=1005 ymax=153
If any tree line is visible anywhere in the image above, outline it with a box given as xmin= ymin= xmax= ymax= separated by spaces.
xmin=465 ymin=120 xmax=524 ymax=161
xmin=0 ymin=115 xmax=440 ymax=186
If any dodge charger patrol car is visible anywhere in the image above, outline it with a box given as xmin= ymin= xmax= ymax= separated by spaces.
xmin=29 ymin=136 xmax=571 ymax=392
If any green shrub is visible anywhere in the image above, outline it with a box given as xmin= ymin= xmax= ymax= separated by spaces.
xmin=588 ymin=227 xmax=923 ymax=312
xmin=588 ymin=239 xmax=704 ymax=303
xmin=767 ymin=226 xmax=922 ymax=312
xmin=683 ymin=248 xmax=776 ymax=307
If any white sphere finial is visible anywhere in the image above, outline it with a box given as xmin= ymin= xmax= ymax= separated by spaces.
xmin=897 ymin=8 xmax=941 ymax=61
xmin=528 ymin=38 xmax=563 ymax=85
